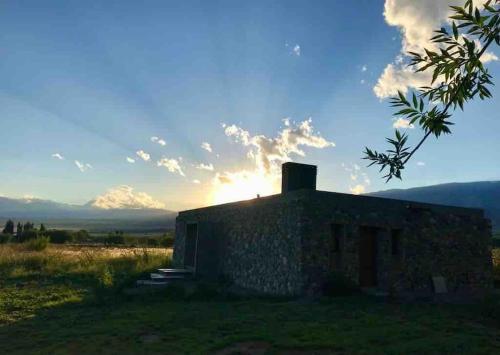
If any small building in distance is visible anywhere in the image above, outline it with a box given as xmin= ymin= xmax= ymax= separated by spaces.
xmin=173 ymin=162 xmax=493 ymax=299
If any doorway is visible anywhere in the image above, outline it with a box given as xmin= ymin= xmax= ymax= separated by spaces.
xmin=184 ymin=223 xmax=198 ymax=270
xmin=359 ymin=227 xmax=378 ymax=287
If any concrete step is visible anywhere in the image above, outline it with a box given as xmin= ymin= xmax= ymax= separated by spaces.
xmin=157 ymin=268 xmax=193 ymax=275
xmin=150 ymin=273 xmax=186 ymax=280
xmin=136 ymin=280 xmax=170 ymax=287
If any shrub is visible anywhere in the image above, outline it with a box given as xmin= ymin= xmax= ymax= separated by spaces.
xmin=74 ymin=230 xmax=90 ymax=243
xmin=47 ymin=230 xmax=74 ymax=244
xmin=18 ymin=229 xmax=39 ymax=243
xmin=105 ymin=234 xmax=125 ymax=245
xmin=160 ymin=235 xmax=174 ymax=248
xmin=322 ymin=272 xmax=359 ymax=297
xmin=24 ymin=236 xmax=50 ymax=251
xmin=147 ymin=238 xmax=159 ymax=247
xmin=0 ymin=234 xmax=11 ymax=244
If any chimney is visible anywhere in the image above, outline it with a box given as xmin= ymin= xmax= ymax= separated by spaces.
xmin=281 ymin=162 xmax=317 ymax=193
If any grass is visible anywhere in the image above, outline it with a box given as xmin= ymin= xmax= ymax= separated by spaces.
xmin=0 ymin=245 xmax=500 ymax=354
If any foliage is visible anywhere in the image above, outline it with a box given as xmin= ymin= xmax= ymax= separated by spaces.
xmin=159 ymin=234 xmax=175 ymax=248
xmin=0 ymin=234 xmax=11 ymax=244
xmin=23 ymin=236 xmax=50 ymax=251
xmin=2 ymin=219 xmax=14 ymax=235
xmin=17 ymin=229 xmax=39 ymax=243
xmin=46 ymin=229 xmax=75 ymax=244
xmin=365 ymin=0 xmax=500 ymax=181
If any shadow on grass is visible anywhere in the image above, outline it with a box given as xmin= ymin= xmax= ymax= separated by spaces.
xmin=2 ymin=277 xmax=500 ymax=355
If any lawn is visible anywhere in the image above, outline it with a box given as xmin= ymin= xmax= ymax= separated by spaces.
xmin=1 ymin=245 xmax=500 ymax=354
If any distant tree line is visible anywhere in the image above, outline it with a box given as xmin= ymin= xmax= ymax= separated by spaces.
xmin=1 ymin=219 xmax=174 ymax=247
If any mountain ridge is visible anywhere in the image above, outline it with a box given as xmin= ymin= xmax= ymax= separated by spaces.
xmin=368 ymin=180 xmax=500 ymax=230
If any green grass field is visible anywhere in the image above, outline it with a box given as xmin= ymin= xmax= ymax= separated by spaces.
xmin=1 ymin=244 xmax=500 ymax=354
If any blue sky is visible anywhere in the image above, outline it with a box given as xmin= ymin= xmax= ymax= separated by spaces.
xmin=0 ymin=0 xmax=499 ymax=210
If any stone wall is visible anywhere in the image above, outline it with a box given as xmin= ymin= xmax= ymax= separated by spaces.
xmin=174 ymin=189 xmax=493 ymax=299
xmin=299 ymin=190 xmax=493 ymax=298
xmin=174 ymin=194 xmax=306 ymax=295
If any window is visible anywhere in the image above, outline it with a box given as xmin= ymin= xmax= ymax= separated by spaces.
xmin=391 ymin=229 xmax=401 ymax=256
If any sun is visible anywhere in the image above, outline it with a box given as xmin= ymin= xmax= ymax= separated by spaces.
xmin=210 ymin=170 xmax=278 ymax=205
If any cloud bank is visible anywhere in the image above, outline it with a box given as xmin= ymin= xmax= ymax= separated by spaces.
xmin=92 ymin=185 xmax=165 ymax=210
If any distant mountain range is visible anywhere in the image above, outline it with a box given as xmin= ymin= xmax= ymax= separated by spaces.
xmin=0 ymin=196 xmax=176 ymax=232
xmin=369 ymin=181 xmax=500 ymax=230
xmin=1 ymin=180 xmax=499 ymax=232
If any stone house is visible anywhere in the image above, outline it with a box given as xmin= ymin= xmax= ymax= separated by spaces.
xmin=173 ymin=162 xmax=493 ymax=298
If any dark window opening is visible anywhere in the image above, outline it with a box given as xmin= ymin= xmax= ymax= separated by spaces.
xmin=391 ymin=229 xmax=401 ymax=256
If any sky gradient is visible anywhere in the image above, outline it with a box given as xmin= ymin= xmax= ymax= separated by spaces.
xmin=0 ymin=0 xmax=499 ymax=211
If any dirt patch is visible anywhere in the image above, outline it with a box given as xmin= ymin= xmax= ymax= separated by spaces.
xmin=214 ymin=341 xmax=272 ymax=355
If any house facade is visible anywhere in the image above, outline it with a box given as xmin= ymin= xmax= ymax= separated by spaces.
xmin=173 ymin=163 xmax=493 ymax=298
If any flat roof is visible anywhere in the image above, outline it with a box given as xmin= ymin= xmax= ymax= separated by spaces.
xmin=178 ymin=189 xmax=484 ymax=218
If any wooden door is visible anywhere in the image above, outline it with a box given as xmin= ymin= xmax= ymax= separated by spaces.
xmin=359 ymin=227 xmax=377 ymax=287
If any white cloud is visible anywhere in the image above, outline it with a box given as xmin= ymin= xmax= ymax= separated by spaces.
xmin=360 ymin=79 xmax=366 ymax=85
xmin=223 ymin=118 xmax=334 ymax=174
xmin=157 ymin=158 xmax=185 ymax=176
xmin=136 ymin=150 xmax=151 ymax=162
xmin=151 ymin=136 xmax=166 ymax=146
xmin=392 ymin=117 xmax=415 ymax=129
xmin=192 ymin=179 xmax=201 ymax=184
xmin=282 ymin=118 xmax=291 ymax=126
xmin=375 ymin=0 xmax=495 ymax=99
xmin=51 ymin=153 xmax=64 ymax=160
xmin=74 ymin=160 xmax=92 ymax=173
xmin=361 ymin=65 xmax=368 ymax=72
xmin=343 ymin=163 xmax=371 ymax=195
xmin=350 ymin=184 xmax=366 ymax=195
xmin=196 ymin=163 xmax=214 ymax=171
xmin=374 ymin=63 xmax=431 ymax=98
xmin=416 ymin=161 xmax=426 ymax=166
xmin=481 ymin=51 xmax=499 ymax=63
xmin=293 ymin=44 xmax=301 ymax=56
xmin=126 ymin=157 xmax=135 ymax=163
xmin=201 ymin=142 xmax=212 ymax=153
xmin=91 ymin=185 xmax=165 ymax=210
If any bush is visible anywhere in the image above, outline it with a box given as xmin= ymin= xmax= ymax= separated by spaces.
xmin=322 ymin=272 xmax=359 ymax=297
xmin=105 ymin=234 xmax=125 ymax=245
xmin=46 ymin=230 xmax=74 ymax=244
xmin=0 ymin=234 xmax=11 ymax=244
xmin=24 ymin=236 xmax=50 ymax=251
xmin=147 ymin=238 xmax=159 ymax=247
xmin=160 ymin=235 xmax=174 ymax=248
xmin=18 ymin=230 xmax=39 ymax=243
xmin=74 ymin=230 xmax=90 ymax=243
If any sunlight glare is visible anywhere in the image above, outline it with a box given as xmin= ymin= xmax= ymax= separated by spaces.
xmin=211 ymin=170 xmax=279 ymax=205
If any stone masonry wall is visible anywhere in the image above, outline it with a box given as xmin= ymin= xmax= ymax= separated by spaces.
xmin=299 ymin=190 xmax=493 ymax=298
xmin=174 ymin=194 xmax=306 ymax=295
